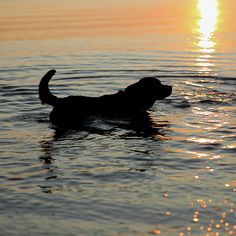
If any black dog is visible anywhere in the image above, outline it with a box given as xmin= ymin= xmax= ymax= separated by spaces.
xmin=39 ymin=70 xmax=172 ymax=128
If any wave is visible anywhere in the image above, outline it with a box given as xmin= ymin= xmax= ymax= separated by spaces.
xmin=53 ymin=70 xmax=236 ymax=83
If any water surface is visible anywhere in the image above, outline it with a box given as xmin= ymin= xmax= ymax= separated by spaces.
xmin=0 ymin=0 xmax=236 ymax=235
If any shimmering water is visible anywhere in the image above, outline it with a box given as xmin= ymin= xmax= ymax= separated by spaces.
xmin=0 ymin=0 xmax=236 ymax=235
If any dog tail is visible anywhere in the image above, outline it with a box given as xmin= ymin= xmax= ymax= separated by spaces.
xmin=39 ymin=69 xmax=59 ymax=106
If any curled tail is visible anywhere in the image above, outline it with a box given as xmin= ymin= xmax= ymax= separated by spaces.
xmin=39 ymin=69 xmax=59 ymax=106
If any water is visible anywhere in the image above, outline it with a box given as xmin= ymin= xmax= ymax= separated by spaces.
xmin=0 ymin=1 xmax=236 ymax=235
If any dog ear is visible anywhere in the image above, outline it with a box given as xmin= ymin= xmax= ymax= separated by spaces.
xmin=124 ymin=82 xmax=143 ymax=95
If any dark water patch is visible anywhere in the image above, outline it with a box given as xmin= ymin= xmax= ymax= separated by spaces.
xmin=5 ymin=113 xmax=49 ymax=124
xmin=0 ymin=85 xmax=37 ymax=98
xmin=63 ymin=68 xmax=169 ymax=74
xmin=172 ymin=100 xmax=191 ymax=108
xmin=56 ymin=74 xmax=124 ymax=81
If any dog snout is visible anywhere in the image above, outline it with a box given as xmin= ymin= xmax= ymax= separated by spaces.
xmin=164 ymin=85 xmax=172 ymax=97
xmin=167 ymin=85 xmax=172 ymax=94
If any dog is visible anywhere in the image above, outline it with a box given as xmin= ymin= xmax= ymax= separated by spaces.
xmin=39 ymin=70 xmax=172 ymax=128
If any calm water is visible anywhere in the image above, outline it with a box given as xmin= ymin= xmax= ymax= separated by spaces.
xmin=0 ymin=0 xmax=236 ymax=235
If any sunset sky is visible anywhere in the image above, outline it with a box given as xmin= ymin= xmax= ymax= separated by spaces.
xmin=0 ymin=1 xmax=192 ymax=37
xmin=0 ymin=0 xmax=235 ymax=52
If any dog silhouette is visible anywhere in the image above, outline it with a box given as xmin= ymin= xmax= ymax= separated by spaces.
xmin=39 ymin=70 xmax=172 ymax=128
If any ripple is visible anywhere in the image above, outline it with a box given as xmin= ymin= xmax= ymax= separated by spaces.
xmin=0 ymin=47 xmax=236 ymax=236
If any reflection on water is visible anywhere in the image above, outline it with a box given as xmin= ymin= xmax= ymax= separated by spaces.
xmin=196 ymin=0 xmax=219 ymax=74
xmin=197 ymin=0 xmax=219 ymax=52
xmin=198 ymin=0 xmax=219 ymax=53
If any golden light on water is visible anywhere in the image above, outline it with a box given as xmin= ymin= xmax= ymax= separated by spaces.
xmin=195 ymin=0 xmax=220 ymax=74
xmin=197 ymin=0 xmax=219 ymax=52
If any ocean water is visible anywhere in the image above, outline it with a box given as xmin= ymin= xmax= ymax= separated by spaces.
xmin=0 ymin=0 xmax=236 ymax=235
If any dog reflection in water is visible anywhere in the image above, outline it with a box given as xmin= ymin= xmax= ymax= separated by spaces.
xmin=39 ymin=70 xmax=172 ymax=128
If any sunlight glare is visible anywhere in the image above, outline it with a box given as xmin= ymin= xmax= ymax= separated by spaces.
xmin=195 ymin=0 xmax=219 ymax=74
xmin=197 ymin=0 xmax=219 ymax=52
xmin=198 ymin=0 xmax=219 ymax=36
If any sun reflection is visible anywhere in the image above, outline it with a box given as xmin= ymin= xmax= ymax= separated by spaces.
xmin=187 ymin=137 xmax=222 ymax=145
xmin=197 ymin=0 xmax=219 ymax=52
xmin=196 ymin=0 xmax=219 ymax=74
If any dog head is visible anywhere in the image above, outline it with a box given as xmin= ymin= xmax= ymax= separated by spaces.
xmin=124 ymin=77 xmax=172 ymax=100
xmin=121 ymin=77 xmax=172 ymax=111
